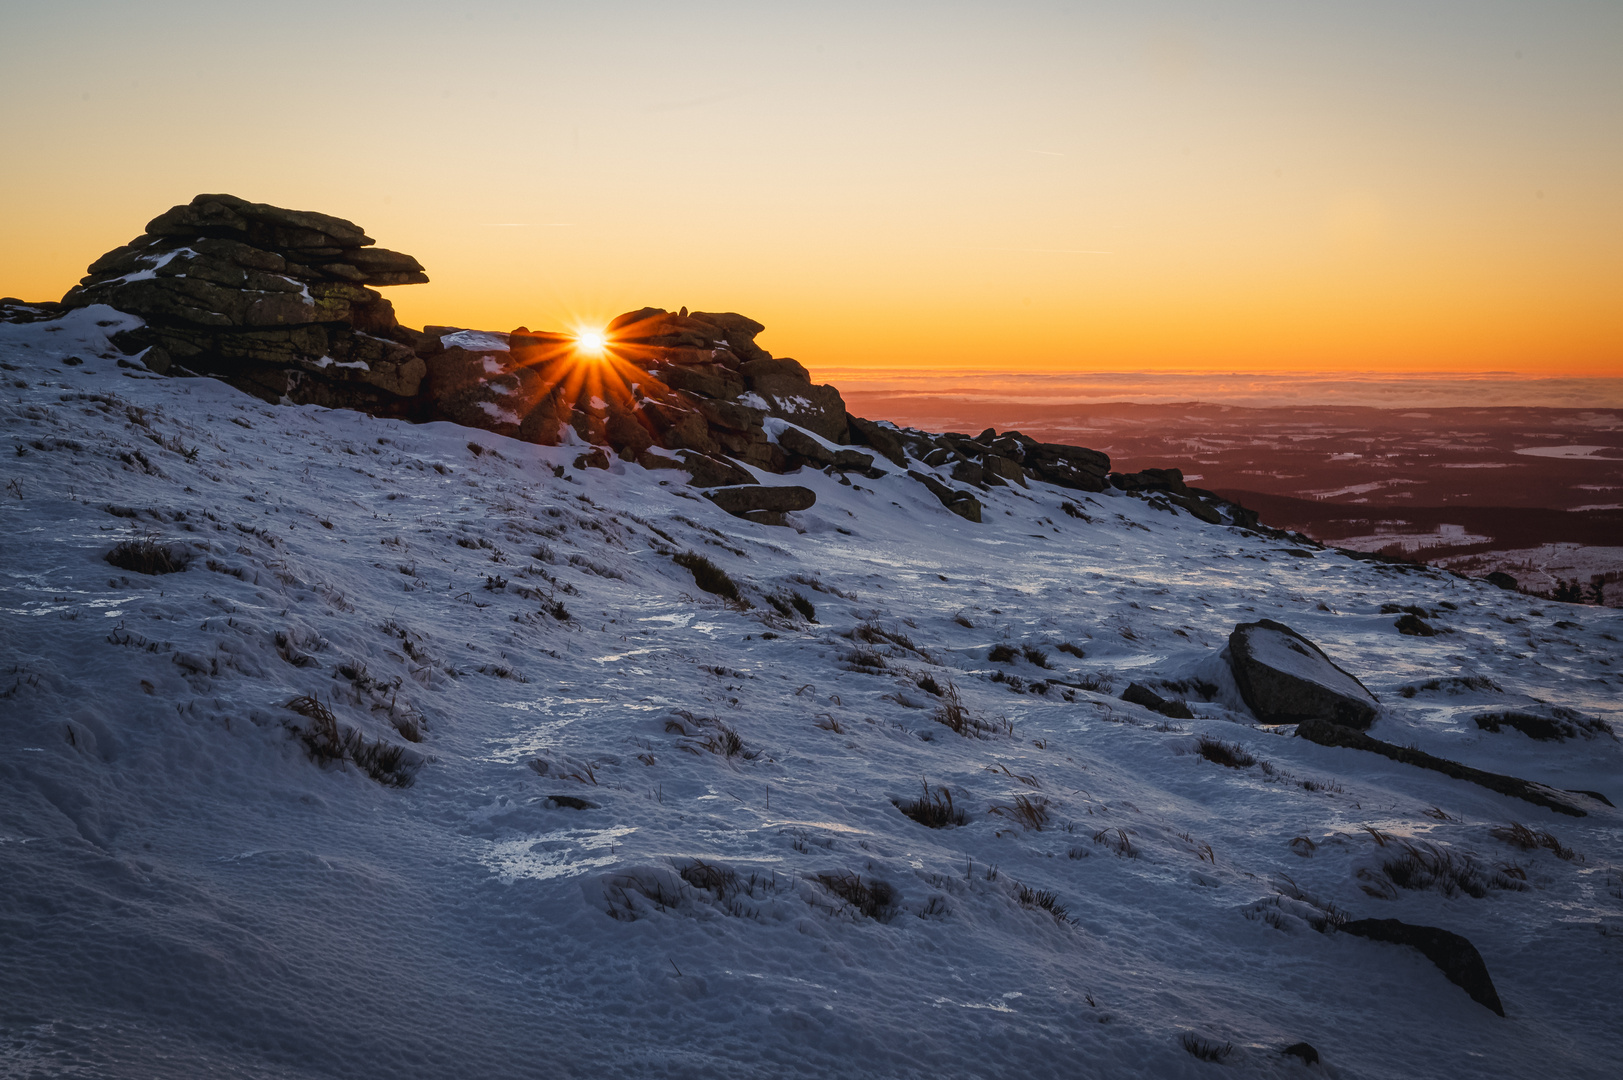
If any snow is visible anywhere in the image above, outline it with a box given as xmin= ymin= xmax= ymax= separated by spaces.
xmin=2 ymin=311 xmax=1622 ymax=1079
xmin=310 ymin=356 xmax=369 ymax=371
xmin=772 ymin=393 xmax=814 ymax=413
xmin=1514 ymin=445 xmax=1620 ymax=460
xmin=278 ymin=275 xmax=315 ymax=304
xmin=474 ymin=400 xmax=522 ymax=425
xmin=442 ymin=330 xmax=510 ymax=353
xmin=762 ymin=416 xmax=839 ymax=452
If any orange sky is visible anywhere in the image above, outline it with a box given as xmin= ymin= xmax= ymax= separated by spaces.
xmin=2 ymin=2 xmax=1619 ymax=376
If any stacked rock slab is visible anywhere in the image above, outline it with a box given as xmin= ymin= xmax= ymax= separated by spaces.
xmin=59 ymin=194 xmax=429 ymax=411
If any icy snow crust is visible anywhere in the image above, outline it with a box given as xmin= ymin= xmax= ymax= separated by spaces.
xmin=2 ymin=312 xmax=1622 ymax=1079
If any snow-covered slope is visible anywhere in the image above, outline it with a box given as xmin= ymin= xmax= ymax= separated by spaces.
xmin=3 ymin=310 xmax=1621 ymax=1080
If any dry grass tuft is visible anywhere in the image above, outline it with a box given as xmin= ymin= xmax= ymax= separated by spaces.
xmin=787 ymin=590 xmax=816 ymax=621
xmin=986 ymin=762 xmax=1039 ymax=787
xmin=1015 ymin=882 xmax=1070 ymax=924
xmin=106 ymin=539 xmax=190 ymax=575
xmin=931 ymin=684 xmax=1011 ymax=739
xmin=850 ymin=622 xmax=923 ymax=654
xmin=285 ymin=694 xmax=415 ymax=787
xmin=1093 ymin=827 xmax=1136 ymax=857
xmin=672 ymin=550 xmax=744 ymax=604
xmin=895 ymin=781 xmax=968 ymax=828
xmin=1359 ymin=840 xmax=1527 ymax=899
xmin=701 ymin=722 xmax=747 ymax=759
xmin=841 ymin=646 xmax=887 ymax=673
xmin=991 ymin=794 xmax=1050 ymax=830
xmin=1492 ymin=822 xmax=1580 ymax=861
xmin=1195 ymin=735 xmax=1256 ymax=769
xmin=814 ymin=871 xmax=896 ymax=920
xmin=1180 ymin=1034 xmax=1233 ymax=1063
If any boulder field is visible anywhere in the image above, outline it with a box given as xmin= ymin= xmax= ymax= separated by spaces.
xmin=8 ymin=193 xmax=1257 ymax=529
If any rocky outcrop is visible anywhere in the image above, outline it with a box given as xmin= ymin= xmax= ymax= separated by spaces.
xmin=1227 ymin=620 xmax=1379 ymax=729
xmin=1111 ymin=466 xmax=1243 ymax=526
xmin=0 ymin=298 xmax=65 ymax=324
xmin=51 ymin=195 xmax=1248 ymax=533
xmin=60 ymin=194 xmax=429 ymax=411
xmin=1337 ymin=919 xmax=1505 ymax=1016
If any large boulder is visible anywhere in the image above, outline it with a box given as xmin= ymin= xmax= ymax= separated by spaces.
xmin=1338 ymin=919 xmax=1504 ymax=1016
xmin=60 ymin=194 xmax=428 ymax=410
xmin=736 ymin=357 xmax=849 ymax=443
xmin=1110 ymin=467 xmax=1188 ymax=494
xmin=1021 ymin=440 xmax=1110 ymax=492
xmin=846 ymin=415 xmax=910 ymax=467
xmin=704 ymin=484 xmax=816 ymax=526
xmin=1227 ymin=619 xmax=1378 ymax=729
xmin=679 ymin=452 xmax=755 ymax=488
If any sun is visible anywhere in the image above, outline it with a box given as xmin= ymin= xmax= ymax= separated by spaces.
xmin=574 ymin=329 xmax=607 ymax=357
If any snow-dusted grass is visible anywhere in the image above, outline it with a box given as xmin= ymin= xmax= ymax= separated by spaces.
xmin=3 ymin=308 xmax=1622 ymax=1079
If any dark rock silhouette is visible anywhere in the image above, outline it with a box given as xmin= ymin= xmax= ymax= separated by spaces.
xmin=1227 ymin=619 xmax=1379 ymax=729
xmin=1120 ymin=683 xmax=1195 ymax=720
xmin=1296 ymin=718 xmax=1588 ymax=816
xmin=1338 ymin=918 xmax=1505 ymax=1016
xmin=1281 ymin=1042 xmax=1320 ymax=1065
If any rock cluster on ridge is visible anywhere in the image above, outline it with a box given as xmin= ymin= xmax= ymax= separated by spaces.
xmin=40 ymin=194 xmax=1266 ymax=529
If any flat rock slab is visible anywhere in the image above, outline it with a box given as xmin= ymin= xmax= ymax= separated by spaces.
xmin=1339 ymin=918 xmax=1504 ymax=1016
xmin=1228 ymin=619 xmax=1378 ymax=729
xmin=1296 ymin=718 xmax=1589 ymax=817
xmin=705 ymin=485 xmax=816 ymax=517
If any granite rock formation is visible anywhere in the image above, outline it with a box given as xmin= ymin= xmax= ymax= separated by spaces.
xmin=59 ymin=194 xmax=429 ymax=412
xmin=42 ymin=195 xmax=1274 ymax=531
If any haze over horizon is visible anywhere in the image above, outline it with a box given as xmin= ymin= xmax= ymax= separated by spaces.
xmin=2 ymin=0 xmax=1620 ymax=378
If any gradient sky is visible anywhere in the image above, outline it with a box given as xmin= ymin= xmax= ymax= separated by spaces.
xmin=3 ymin=1 xmax=1620 ymax=375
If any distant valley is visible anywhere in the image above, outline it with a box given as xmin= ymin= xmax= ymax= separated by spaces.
xmin=839 ymin=392 xmax=1623 ymax=602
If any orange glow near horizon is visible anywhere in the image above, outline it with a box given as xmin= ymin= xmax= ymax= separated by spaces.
xmin=1 ymin=4 xmax=1618 ymax=381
